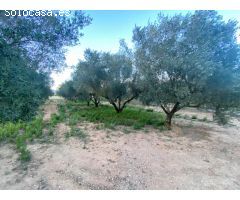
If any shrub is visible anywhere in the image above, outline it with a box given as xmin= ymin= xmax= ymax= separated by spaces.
xmin=66 ymin=127 xmax=87 ymax=140
xmin=191 ymin=115 xmax=197 ymax=120
xmin=0 ymin=57 xmax=52 ymax=122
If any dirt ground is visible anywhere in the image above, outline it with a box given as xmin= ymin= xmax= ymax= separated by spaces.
xmin=0 ymin=98 xmax=240 ymax=189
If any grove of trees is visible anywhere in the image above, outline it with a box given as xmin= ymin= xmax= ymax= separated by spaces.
xmin=60 ymin=40 xmax=142 ymax=112
xmin=133 ymin=11 xmax=240 ymax=127
xmin=1 ymin=10 xmax=238 ymax=130
xmin=58 ymin=10 xmax=240 ymax=129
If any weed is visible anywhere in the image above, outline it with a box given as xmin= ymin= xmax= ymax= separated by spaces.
xmin=68 ymin=117 xmax=78 ymax=126
xmin=123 ymin=128 xmax=131 ymax=134
xmin=19 ymin=147 xmax=31 ymax=162
xmin=49 ymin=113 xmax=64 ymax=127
xmin=0 ymin=116 xmax=45 ymax=162
xmin=15 ymin=135 xmax=31 ymax=162
xmin=66 ymin=127 xmax=87 ymax=140
xmin=191 ymin=115 xmax=197 ymax=120
xmin=0 ymin=122 xmax=23 ymax=142
xmin=48 ymin=127 xmax=54 ymax=136
xmin=96 ymin=124 xmax=104 ymax=130
xmin=133 ymin=123 xmax=145 ymax=130
xmin=104 ymin=123 xmax=116 ymax=130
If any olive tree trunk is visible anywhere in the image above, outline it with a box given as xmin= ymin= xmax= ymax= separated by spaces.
xmin=106 ymin=95 xmax=138 ymax=113
xmin=161 ymin=102 xmax=180 ymax=129
xmin=89 ymin=93 xmax=100 ymax=107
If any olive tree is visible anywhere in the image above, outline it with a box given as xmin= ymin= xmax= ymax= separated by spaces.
xmin=73 ymin=49 xmax=107 ymax=107
xmin=0 ymin=10 xmax=91 ymax=72
xmin=101 ymin=41 xmax=142 ymax=113
xmin=72 ymin=41 xmax=141 ymax=112
xmin=57 ymin=80 xmax=78 ymax=100
xmin=0 ymin=41 xmax=52 ymax=121
xmin=198 ymin=13 xmax=240 ymax=124
xmin=133 ymin=11 xmax=234 ymax=128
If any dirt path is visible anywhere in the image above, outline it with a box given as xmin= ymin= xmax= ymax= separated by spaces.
xmin=42 ymin=97 xmax=64 ymax=121
xmin=0 ymin=98 xmax=240 ymax=189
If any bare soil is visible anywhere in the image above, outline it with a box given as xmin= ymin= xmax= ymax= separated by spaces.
xmin=0 ymin=98 xmax=240 ymax=189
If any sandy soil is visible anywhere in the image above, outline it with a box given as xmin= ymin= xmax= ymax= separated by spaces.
xmin=42 ymin=97 xmax=64 ymax=121
xmin=0 ymin=99 xmax=240 ymax=190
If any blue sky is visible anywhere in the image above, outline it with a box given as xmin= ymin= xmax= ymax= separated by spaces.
xmin=51 ymin=10 xmax=240 ymax=90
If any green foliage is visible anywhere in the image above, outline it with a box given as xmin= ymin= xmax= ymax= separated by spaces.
xmin=101 ymin=41 xmax=142 ymax=112
xmin=0 ymin=10 xmax=91 ymax=72
xmin=196 ymin=12 xmax=240 ymax=109
xmin=0 ymin=122 xmax=24 ymax=142
xmin=70 ymin=49 xmax=106 ymax=107
xmin=133 ymin=10 xmax=240 ymax=127
xmin=57 ymin=100 xmax=165 ymax=130
xmin=49 ymin=106 xmax=66 ymax=127
xmin=0 ymin=10 xmax=91 ymax=122
xmin=67 ymin=41 xmax=142 ymax=112
xmin=57 ymin=81 xmax=78 ymax=100
xmin=15 ymin=136 xmax=31 ymax=162
xmin=66 ymin=127 xmax=87 ymax=140
xmin=123 ymin=128 xmax=131 ymax=134
xmin=133 ymin=123 xmax=144 ymax=130
xmin=0 ymin=117 xmax=45 ymax=162
xmin=0 ymin=42 xmax=52 ymax=122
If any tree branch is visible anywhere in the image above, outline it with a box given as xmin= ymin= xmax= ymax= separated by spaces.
xmin=121 ymin=95 xmax=138 ymax=110
xmin=160 ymin=104 xmax=169 ymax=114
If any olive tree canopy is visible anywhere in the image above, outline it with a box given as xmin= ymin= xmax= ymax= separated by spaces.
xmin=0 ymin=10 xmax=91 ymax=122
xmin=133 ymin=11 xmax=240 ymax=128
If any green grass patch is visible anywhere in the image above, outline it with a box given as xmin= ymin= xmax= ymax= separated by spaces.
xmin=58 ymin=101 xmax=165 ymax=131
xmin=0 ymin=117 xmax=45 ymax=162
xmin=49 ymin=107 xmax=66 ymax=127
